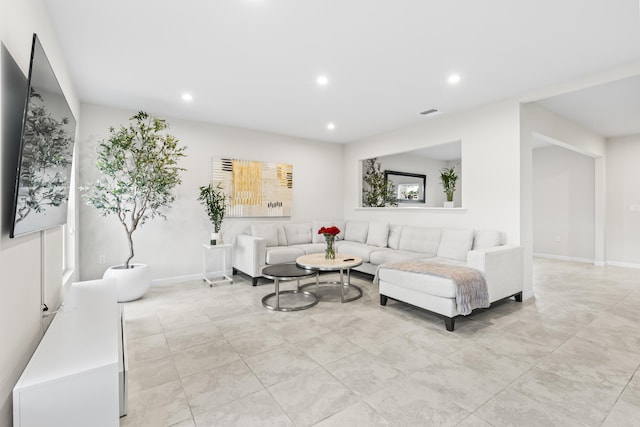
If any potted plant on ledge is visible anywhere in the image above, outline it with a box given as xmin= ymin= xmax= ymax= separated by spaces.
xmin=82 ymin=111 xmax=187 ymax=302
xmin=198 ymin=182 xmax=226 ymax=245
xmin=440 ymin=166 xmax=458 ymax=208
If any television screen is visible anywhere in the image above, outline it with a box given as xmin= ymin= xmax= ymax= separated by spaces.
xmin=10 ymin=34 xmax=76 ymax=238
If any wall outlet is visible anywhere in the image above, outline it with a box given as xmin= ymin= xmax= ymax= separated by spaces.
xmin=554 ymin=236 xmax=561 ymax=243
xmin=98 ymin=255 xmax=106 ymax=264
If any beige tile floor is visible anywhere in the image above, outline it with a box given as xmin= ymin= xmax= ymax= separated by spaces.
xmin=120 ymin=259 xmax=640 ymax=427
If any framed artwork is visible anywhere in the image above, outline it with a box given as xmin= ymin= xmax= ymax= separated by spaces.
xmin=212 ymin=158 xmax=292 ymax=217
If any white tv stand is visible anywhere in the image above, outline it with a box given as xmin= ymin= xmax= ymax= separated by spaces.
xmin=13 ymin=278 xmax=127 ymax=427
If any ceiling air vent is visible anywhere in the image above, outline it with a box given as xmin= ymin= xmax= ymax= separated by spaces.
xmin=419 ymin=108 xmax=439 ymax=116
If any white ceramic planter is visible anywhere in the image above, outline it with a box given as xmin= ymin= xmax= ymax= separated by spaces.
xmin=444 ymin=201 xmax=454 ymax=208
xmin=211 ymin=232 xmax=219 ymax=245
xmin=103 ymin=263 xmax=151 ymax=302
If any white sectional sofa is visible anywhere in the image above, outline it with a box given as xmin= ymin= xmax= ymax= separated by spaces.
xmin=233 ymin=221 xmax=338 ymax=286
xmin=232 ymin=220 xmax=523 ymax=330
xmin=377 ymin=242 xmax=523 ymax=331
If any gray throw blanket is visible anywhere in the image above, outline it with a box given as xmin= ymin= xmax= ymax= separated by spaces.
xmin=376 ymin=261 xmax=489 ymax=315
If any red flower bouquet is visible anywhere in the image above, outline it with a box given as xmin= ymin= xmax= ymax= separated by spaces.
xmin=318 ymin=226 xmax=340 ymax=259
xmin=318 ymin=226 xmax=341 ymax=236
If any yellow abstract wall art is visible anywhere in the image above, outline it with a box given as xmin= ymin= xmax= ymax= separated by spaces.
xmin=212 ymin=158 xmax=292 ymax=217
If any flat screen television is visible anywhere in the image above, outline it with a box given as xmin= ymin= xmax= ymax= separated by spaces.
xmin=10 ymin=34 xmax=76 ymax=238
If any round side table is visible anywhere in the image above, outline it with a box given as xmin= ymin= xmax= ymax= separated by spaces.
xmin=261 ymin=264 xmax=318 ymax=312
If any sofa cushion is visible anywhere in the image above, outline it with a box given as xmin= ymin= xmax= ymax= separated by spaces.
xmin=369 ymin=249 xmax=429 ymax=266
xmin=251 ymin=223 xmax=279 ymax=247
xmin=387 ymin=224 xmax=403 ymax=250
xmin=312 ymin=221 xmax=345 ymax=243
xmin=377 ymin=267 xmax=458 ymax=298
xmin=334 ymin=241 xmax=378 ymax=262
xmin=398 ymin=226 xmax=441 ymax=255
xmin=437 ymin=228 xmax=475 ymax=261
xmin=284 ymin=223 xmax=312 ymax=245
xmin=366 ymin=222 xmax=390 ymax=247
xmin=265 ymin=246 xmax=305 ymax=265
xmin=276 ymin=224 xmax=288 ymax=246
xmin=294 ymin=243 xmax=326 ymax=255
xmin=344 ymin=221 xmax=369 ymax=243
xmin=473 ymin=230 xmax=504 ymax=250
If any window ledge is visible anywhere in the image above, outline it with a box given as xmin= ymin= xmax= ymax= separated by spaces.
xmin=355 ymin=206 xmax=467 ymax=212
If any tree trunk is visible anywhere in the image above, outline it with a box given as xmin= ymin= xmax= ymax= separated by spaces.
xmin=125 ymin=230 xmax=135 ymax=268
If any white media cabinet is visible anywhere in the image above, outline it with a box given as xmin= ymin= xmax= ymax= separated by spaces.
xmin=13 ymin=278 xmax=127 ymax=427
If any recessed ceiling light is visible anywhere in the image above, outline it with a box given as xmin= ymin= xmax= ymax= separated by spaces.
xmin=447 ymin=74 xmax=461 ymax=85
xmin=316 ymin=75 xmax=329 ymax=86
xmin=182 ymin=93 xmax=193 ymax=102
xmin=327 ymin=122 xmax=335 ymax=130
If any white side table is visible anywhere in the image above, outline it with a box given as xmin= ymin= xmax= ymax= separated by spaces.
xmin=202 ymin=243 xmax=233 ymax=286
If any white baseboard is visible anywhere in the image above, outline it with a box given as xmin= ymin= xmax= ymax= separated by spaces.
xmin=523 ymin=289 xmax=535 ymax=300
xmin=534 ymin=254 xmax=640 ymax=270
xmin=533 ymin=253 xmax=595 ymax=264
xmin=151 ymin=273 xmax=202 ymax=287
xmin=151 ymin=269 xmax=235 ymax=287
xmin=606 ymin=261 xmax=640 ymax=270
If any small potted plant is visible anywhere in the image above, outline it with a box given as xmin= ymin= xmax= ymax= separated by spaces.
xmin=198 ymin=183 xmax=226 ymax=245
xmin=439 ymin=166 xmax=458 ymax=207
xmin=81 ymin=111 xmax=187 ymax=301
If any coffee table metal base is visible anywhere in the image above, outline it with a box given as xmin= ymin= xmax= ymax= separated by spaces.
xmin=262 ymin=289 xmax=318 ymax=312
xmin=299 ymin=267 xmax=362 ymax=303
xmin=295 ymin=254 xmax=364 ymax=304
xmin=299 ymin=280 xmax=362 ymax=303
xmin=261 ymin=264 xmax=318 ymax=312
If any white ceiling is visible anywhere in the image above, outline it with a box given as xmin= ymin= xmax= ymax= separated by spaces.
xmin=42 ymin=0 xmax=640 ymax=143
xmin=535 ymin=75 xmax=640 ymax=138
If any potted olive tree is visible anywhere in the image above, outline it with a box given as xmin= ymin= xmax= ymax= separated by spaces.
xmin=362 ymin=158 xmax=397 ymax=207
xmin=439 ymin=166 xmax=458 ymax=207
xmin=198 ymin=183 xmax=226 ymax=245
xmin=82 ymin=111 xmax=187 ymax=301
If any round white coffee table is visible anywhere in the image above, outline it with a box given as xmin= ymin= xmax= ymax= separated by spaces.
xmin=296 ymin=253 xmax=363 ymax=303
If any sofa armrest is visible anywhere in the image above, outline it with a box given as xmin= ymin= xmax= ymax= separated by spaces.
xmin=233 ymin=234 xmax=267 ymax=278
xmin=467 ymin=245 xmax=523 ymax=302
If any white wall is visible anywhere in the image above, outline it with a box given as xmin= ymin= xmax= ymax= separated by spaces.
xmin=0 ymin=0 xmax=80 ymax=425
xmin=521 ymin=105 xmax=606 ymax=158
xmin=606 ymin=134 xmax=640 ymax=267
xmin=78 ymin=103 xmax=345 ymax=282
xmin=345 ymin=100 xmax=521 ymax=236
xmin=344 ymin=99 xmax=524 ymax=282
xmin=532 ymin=146 xmax=595 ymax=262
xmin=521 ymin=103 xmax=606 ymax=257
xmin=520 ymin=102 xmax=606 ymax=292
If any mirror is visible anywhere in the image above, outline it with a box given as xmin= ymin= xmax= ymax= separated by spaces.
xmin=385 ymin=170 xmax=426 ymax=203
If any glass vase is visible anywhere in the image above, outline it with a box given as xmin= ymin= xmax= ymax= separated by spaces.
xmin=324 ymin=234 xmax=336 ymax=260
